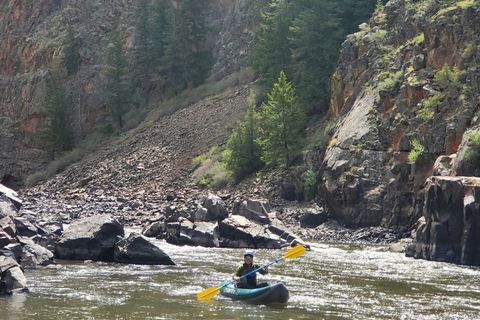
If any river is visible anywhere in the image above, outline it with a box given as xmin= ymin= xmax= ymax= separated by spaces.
xmin=1 ymin=241 xmax=480 ymax=320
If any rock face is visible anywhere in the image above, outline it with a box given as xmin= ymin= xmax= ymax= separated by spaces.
xmin=56 ymin=214 xmax=124 ymax=261
xmin=323 ymin=0 xmax=480 ymax=228
xmin=409 ymin=177 xmax=480 ymax=265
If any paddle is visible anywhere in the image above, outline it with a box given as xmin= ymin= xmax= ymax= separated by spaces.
xmin=197 ymin=245 xmax=306 ymax=300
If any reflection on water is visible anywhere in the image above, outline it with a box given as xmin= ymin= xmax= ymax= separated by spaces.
xmin=1 ymin=241 xmax=480 ymax=319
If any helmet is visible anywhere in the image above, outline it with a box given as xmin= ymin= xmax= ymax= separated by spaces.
xmin=244 ymin=250 xmax=254 ymax=258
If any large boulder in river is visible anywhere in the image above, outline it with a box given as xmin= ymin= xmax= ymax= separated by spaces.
xmin=113 ymin=232 xmax=175 ymax=265
xmin=56 ymin=214 xmax=124 ymax=261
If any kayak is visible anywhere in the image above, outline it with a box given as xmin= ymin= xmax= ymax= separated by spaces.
xmin=219 ymin=281 xmax=289 ymax=304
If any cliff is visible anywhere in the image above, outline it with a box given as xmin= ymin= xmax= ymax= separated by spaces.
xmin=323 ymin=0 xmax=480 ymax=229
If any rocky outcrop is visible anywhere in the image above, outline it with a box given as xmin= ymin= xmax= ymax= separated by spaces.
xmin=408 ymin=176 xmax=480 ymax=265
xmin=323 ymin=0 xmax=480 ymax=228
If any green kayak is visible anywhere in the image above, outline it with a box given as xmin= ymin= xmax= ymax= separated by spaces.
xmin=219 ymin=281 xmax=289 ymax=304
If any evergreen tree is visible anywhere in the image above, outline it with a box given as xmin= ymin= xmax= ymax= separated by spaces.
xmin=41 ymin=58 xmax=75 ymax=160
xmin=103 ymin=26 xmax=133 ymax=128
xmin=224 ymin=90 xmax=264 ymax=182
xmin=164 ymin=0 xmax=214 ymax=94
xmin=133 ymin=0 xmax=155 ymax=87
xmin=64 ymin=26 xmax=80 ymax=75
xmin=151 ymin=0 xmax=169 ymax=69
xmin=250 ymin=0 xmax=297 ymax=96
xmin=289 ymin=0 xmax=343 ymax=113
xmin=257 ymin=71 xmax=305 ymax=169
xmin=337 ymin=0 xmax=378 ymax=35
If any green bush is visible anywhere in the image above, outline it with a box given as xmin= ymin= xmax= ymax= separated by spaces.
xmin=192 ymin=147 xmax=232 ymax=189
xmin=434 ymin=63 xmax=460 ymax=89
xmin=408 ymin=139 xmax=427 ymax=164
xmin=420 ymin=93 xmax=444 ymax=121
xmin=465 ymin=132 xmax=480 ymax=164
xmin=304 ymin=170 xmax=317 ymax=199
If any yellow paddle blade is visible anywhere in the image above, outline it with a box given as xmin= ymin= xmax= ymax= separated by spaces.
xmin=284 ymin=245 xmax=306 ymax=259
xmin=197 ymin=286 xmax=222 ymax=300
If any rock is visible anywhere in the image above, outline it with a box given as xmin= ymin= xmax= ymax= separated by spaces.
xmin=142 ymin=220 xmax=165 ymax=238
xmin=218 ymin=215 xmax=287 ymax=249
xmin=390 ymin=238 xmax=413 ymax=253
xmin=21 ymin=243 xmax=55 ymax=269
xmin=189 ymin=221 xmax=220 ymax=247
xmin=0 ymin=255 xmax=27 ymax=294
xmin=197 ymin=193 xmax=228 ymax=222
xmin=113 ymin=232 xmax=175 ymax=265
xmin=299 ymin=208 xmax=328 ymax=228
xmin=411 ymin=177 xmax=480 ymax=265
xmin=4 ymin=243 xmax=22 ymax=260
xmin=13 ymin=217 xmax=38 ymax=237
xmin=0 ymin=185 xmax=22 ymax=210
xmin=234 ymin=199 xmax=272 ymax=224
xmin=56 ymin=214 xmax=124 ymax=261
xmin=0 ymin=193 xmax=19 ymax=219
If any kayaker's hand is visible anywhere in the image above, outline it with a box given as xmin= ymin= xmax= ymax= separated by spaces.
xmin=233 ymin=276 xmax=240 ymax=280
xmin=264 ymin=265 xmax=269 ymax=273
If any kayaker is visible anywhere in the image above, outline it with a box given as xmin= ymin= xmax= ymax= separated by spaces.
xmin=233 ymin=250 xmax=269 ymax=289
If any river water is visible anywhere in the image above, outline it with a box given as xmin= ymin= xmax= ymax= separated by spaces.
xmin=1 ymin=241 xmax=480 ymax=320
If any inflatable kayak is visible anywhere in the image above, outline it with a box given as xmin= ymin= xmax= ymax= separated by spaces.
xmin=219 ymin=281 xmax=289 ymax=304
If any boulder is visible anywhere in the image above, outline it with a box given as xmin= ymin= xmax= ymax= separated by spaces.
xmin=13 ymin=217 xmax=38 ymax=238
xmin=189 ymin=221 xmax=220 ymax=247
xmin=0 ymin=185 xmax=22 ymax=210
xmin=113 ymin=232 xmax=175 ymax=265
xmin=56 ymin=214 xmax=124 ymax=261
xmin=195 ymin=193 xmax=228 ymax=222
xmin=0 ymin=255 xmax=27 ymax=294
xmin=233 ymin=199 xmax=273 ymax=224
xmin=218 ymin=215 xmax=287 ymax=249
xmin=0 ymin=194 xmax=19 ymax=219
xmin=299 ymin=208 xmax=328 ymax=228
xmin=21 ymin=243 xmax=55 ymax=269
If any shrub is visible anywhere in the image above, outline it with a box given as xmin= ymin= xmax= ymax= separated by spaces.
xmin=304 ymin=170 xmax=317 ymax=199
xmin=420 ymin=93 xmax=444 ymax=121
xmin=465 ymin=132 xmax=480 ymax=164
xmin=192 ymin=147 xmax=232 ymax=189
xmin=434 ymin=63 xmax=460 ymax=89
xmin=408 ymin=139 xmax=427 ymax=164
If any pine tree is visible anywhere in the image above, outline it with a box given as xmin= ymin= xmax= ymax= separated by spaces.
xmin=103 ymin=26 xmax=133 ymax=128
xmin=64 ymin=26 xmax=80 ymax=75
xmin=163 ymin=0 xmax=214 ymax=94
xmin=289 ymin=0 xmax=343 ymax=113
xmin=250 ymin=0 xmax=297 ymax=96
xmin=133 ymin=0 xmax=154 ymax=87
xmin=224 ymin=90 xmax=264 ymax=181
xmin=256 ymin=71 xmax=305 ymax=169
xmin=41 ymin=58 xmax=75 ymax=160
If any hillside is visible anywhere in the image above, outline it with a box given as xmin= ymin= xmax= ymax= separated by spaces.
xmin=2 ymin=0 xmax=480 ymax=248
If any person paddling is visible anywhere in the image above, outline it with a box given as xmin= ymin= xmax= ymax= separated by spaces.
xmin=233 ymin=250 xmax=269 ymax=289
